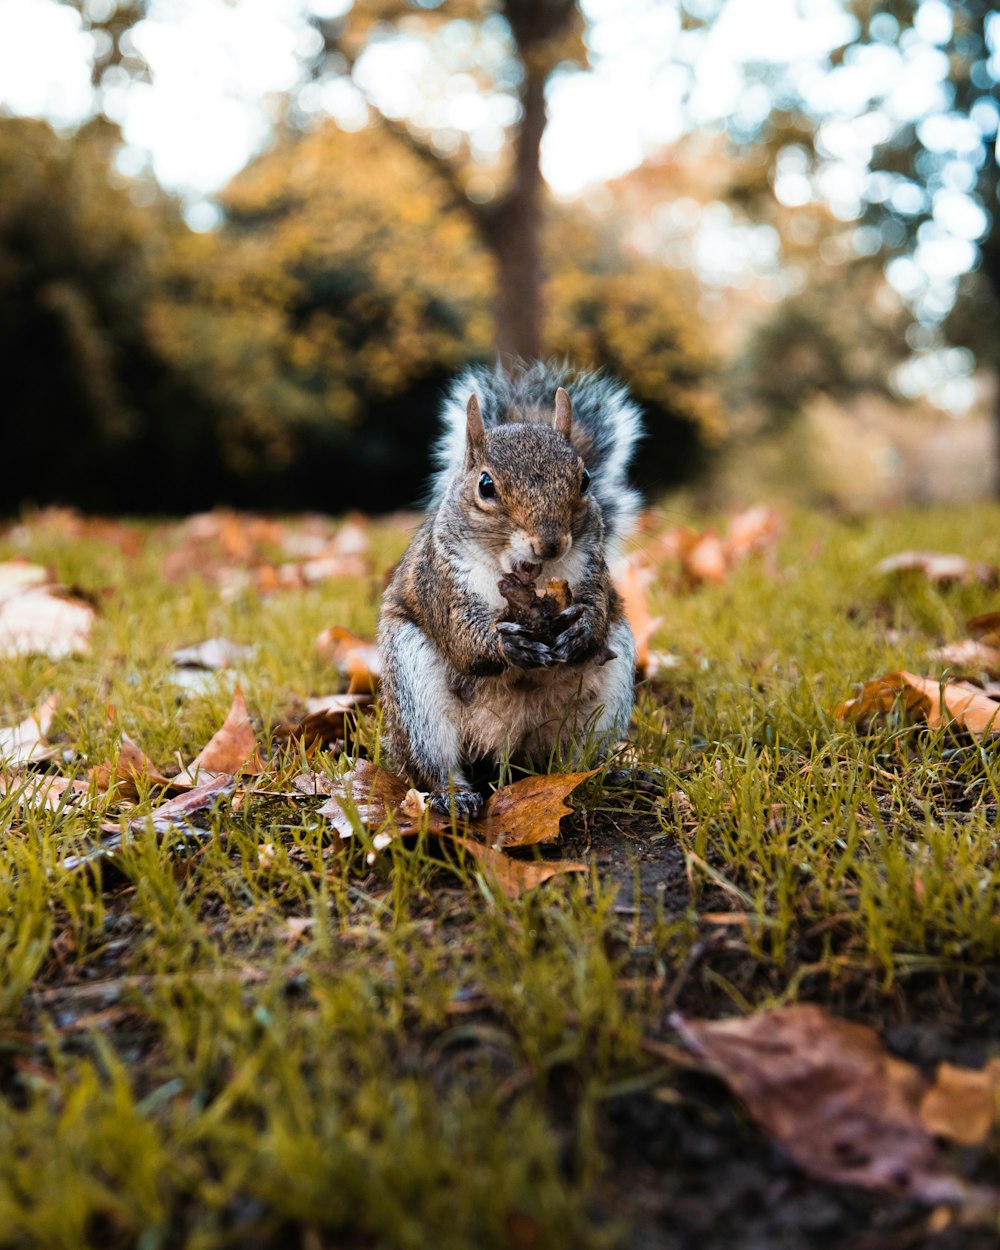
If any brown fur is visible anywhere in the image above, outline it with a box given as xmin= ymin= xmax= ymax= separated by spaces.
xmin=377 ymin=382 xmax=635 ymax=805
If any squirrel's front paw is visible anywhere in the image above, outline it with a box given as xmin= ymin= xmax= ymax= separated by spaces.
xmin=550 ymin=607 xmax=595 ymax=663
xmin=496 ymin=621 xmax=556 ymax=669
xmin=427 ymin=788 xmax=485 ymax=820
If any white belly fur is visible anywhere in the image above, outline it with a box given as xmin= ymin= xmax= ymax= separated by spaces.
xmin=456 ymin=617 xmax=635 ymax=768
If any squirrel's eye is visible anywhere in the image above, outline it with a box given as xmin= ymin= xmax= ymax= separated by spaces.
xmin=580 ymin=468 xmax=591 ymax=495
xmin=478 ymin=472 xmax=496 ymax=500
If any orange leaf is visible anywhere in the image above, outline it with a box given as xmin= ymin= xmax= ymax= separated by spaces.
xmin=684 ymin=531 xmax=728 ymax=584
xmin=319 ymin=762 xmax=592 ymax=896
xmin=614 ymin=558 xmax=662 ymax=672
xmin=451 ymin=837 xmax=588 ymax=899
xmin=919 ymin=1059 xmax=1000 ymax=1147
xmin=835 ymin=671 xmax=1000 ymax=737
xmin=672 ymin=1004 xmax=976 ymax=1204
xmin=177 ymin=687 xmax=265 ymax=782
xmin=90 ymin=732 xmax=177 ymax=799
xmin=725 ymin=506 xmax=783 ymax=558
xmin=316 ymin=625 xmax=382 ymax=692
xmin=480 ymin=771 xmax=596 ymax=849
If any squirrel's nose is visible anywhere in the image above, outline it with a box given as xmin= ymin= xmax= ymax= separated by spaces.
xmin=531 ymin=530 xmax=570 ymax=561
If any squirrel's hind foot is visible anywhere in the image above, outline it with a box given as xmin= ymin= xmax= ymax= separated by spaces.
xmin=427 ymin=787 xmax=485 ymax=821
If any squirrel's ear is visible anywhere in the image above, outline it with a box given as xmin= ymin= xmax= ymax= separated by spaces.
xmin=554 ymin=387 xmax=573 ymax=440
xmin=465 ymin=393 xmax=486 ymax=468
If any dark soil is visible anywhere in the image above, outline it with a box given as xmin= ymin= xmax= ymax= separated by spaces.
xmin=557 ymin=805 xmax=1000 ymax=1250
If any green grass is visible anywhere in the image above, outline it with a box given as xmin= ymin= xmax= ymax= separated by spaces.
xmin=2 ymin=504 xmax=1000 ymax=1248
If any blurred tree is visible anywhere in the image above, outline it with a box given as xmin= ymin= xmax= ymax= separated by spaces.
xmin=846 ymin=0 xmax=998 ymax=485
xmin=312 ymin=0 xmax=584 ymax=359
xmin=66 ymin=0 xmax=589 ymax=359
xmin=693 ymin=0 xmax=998 ymax=485
xmin=148 ymin=118 xmax=494 ymax=502
xmin=0 ymin=115 xmax=216 ymax=512
xmin=152 ymin=118 xmax=723 ymax=498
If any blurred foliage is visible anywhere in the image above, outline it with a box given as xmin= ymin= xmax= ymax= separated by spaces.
xmin=0 ymin=116 xmax=220 ymax=512
xmin=1 ymin=114 xmax=721 ymax=513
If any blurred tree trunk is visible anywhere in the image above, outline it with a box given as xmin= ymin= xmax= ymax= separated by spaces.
xmin=478 ymin=50 xmax=547 ymax=358
xmin=475 ymin=0 xmax=574 ymax=359
xmin=982 ymin=237 xmax=1000 ymax=497
xmin=328 ymin=0 xmax=578 ymax=363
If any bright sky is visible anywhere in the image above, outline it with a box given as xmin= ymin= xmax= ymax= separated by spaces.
xmin=0 ymin=0 xmax=889 ymax=199
xmin=0 ymin=0 xmax=995 ymax=410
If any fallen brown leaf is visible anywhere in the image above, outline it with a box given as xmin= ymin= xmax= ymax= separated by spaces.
xmin=319 ymin=760 xmax=591 ymax=896
xmin=316 ymin=625 xmax=382 ymax=692
xmin=481 ymin=771 xmax=597 ymax=849
xmin=614 ymin=558 xmax=662 ymax=673
xmin=672 ymin=1004 xmax=983 ymax=1205
xmin=453 ymin=838 xmax=588 ymax=899
xmin=175 ymin=687 xmax=266 ymax=783
xmin=926 ymin=639 xmax=1000 ymax=675
xmin=172 ymin=637 xmax=252 ymax=670
xmin=134 ymin=772 xmax=236 ymax=835
xmin=273 ymin=692 xmax=371 ymax=747
xmin=90 ymin=732 xmax=177 ymax=799
xmin=875 ymin=551 xmax=997 ymax=585
xmin=0 ymin=770 xmax=90 ymax=811
xmin=835 ymin=671 xmax=1000 ymax=737
xmin=683 ymin=530 xmax=728 ymax=584
xmin=59 ymin=774 xmax=235 ymax=872
xmin=317 ymin=760 xmax=448 ymax=841
xmin=725 ymin=506 xmax=783 ymax=558
xmin=0 ymin=694 xmax=59 ymax=765
xmin=919 ymin=1060 xmax=1000 ymax=1147
xmin=967 ymin=612 xmax=1000 ymax=645
xmin=0 ymin=587 xmax=94 ymax=659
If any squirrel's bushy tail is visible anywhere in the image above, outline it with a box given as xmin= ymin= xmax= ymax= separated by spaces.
xmin=433 ymin=360 xmax=643 ymax=546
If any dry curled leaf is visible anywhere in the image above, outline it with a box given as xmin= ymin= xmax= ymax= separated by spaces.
xmin=316 ymin=626 xmax=381 ymax=692
xmin=172 ymin=637 xmax=252 ymax=670
xmin=967 ymin=612 xmax=1000 ymax=645
xmin=672 ymin=1004 xmax=986 ymax=1206
xmin=132 ymin=773 xmax=236 ymax=834
xmin=59 ymin=774 xmax=235 ymax=872
xmin=175 ymin=687 xmax=265 ymax=783
xmin=0 ymin=770 xmax=90 ymax=811
xmin=317 ymin=759 xmax=448 ymax=841
xmin=0 ymin=587 xmax=94 ymax=659
xmin=874 ymin=551 xmax=997 ymax=586
xmin=919 ymin=1060 xmax=1000 ymax=1147
xmin=481 ymin=771 xmax=596 ymax=849
xmin=725 ymin=505 xmax=783 ymax=558
xmin=319 ymin=760 xmax=591 ymax=897
xmin=273 ymin=692 xmax=371 ymax=747
xmin=0 ymin=694 xmax=59 ymax=765
xmin=926 ymin=639 xmax=1000 ymax=675
xmin=90 ymin=732 xmax=177 ymax=800
xmin=450 ymin=837 xmax=588 ymax=899
xmin=614 ymin=558 xmax=662 ymax=674
xmin=835 ymin=671 xmax=1000 ymax=737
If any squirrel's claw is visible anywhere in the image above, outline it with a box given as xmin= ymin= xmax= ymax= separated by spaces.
xmin=496 ymin=620 xmax=556 ymax=669
xmin=552 ymin=603 xmax=585 ymax=628
xmin=427 ymin=788 xmax=484 ymax=820
xmin=550 ymin=614 xmax=592 ymax=663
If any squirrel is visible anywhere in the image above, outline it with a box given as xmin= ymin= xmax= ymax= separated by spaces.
xmin=377 ymin=360 xmax=643 ymax=818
